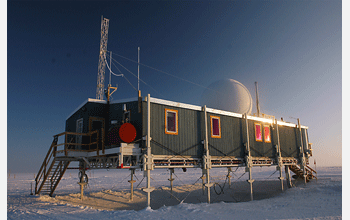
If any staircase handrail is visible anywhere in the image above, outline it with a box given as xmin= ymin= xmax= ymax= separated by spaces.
xmin=35 ymin=130 xmax=102 ymax=195
xmin=49 ymin=161 xmax=71 ymax=196
xmin=306 ymin=165 xmax=317 ymax=174
xmin=35 ymin=137 xmax=58 ymax=193
xmin=305 ymin=165 xmax=317 ymax=179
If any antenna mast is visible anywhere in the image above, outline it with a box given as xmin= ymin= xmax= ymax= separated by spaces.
xmin=96 ymin=16 xmax=110 ymax=100
xmin=138 ymin=47 xmax=140 ymax=91
xmin=255 ymin=82 xmax=260 ymax=117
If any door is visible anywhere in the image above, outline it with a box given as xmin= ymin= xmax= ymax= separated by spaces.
xmin=89 ymin=117 xmax=105 ymax=150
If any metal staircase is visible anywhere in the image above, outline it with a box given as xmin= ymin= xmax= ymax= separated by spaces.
xmin=35 ymin=136 xmax=70 ymax=196
xmin=289 ymin=164 xmax=317 ymax=182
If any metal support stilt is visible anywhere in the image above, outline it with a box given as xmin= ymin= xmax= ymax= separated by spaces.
xmin=146 ymin=169 xmax=151 ymax=206
xmin=285 ymin=165 xmax=293 ymax=188
xmin=227 ymin=167 xmax=232 ymax=189
xmin=128 ymin=169 xmax=136 ymax=201
xmin=142 ymin=155 xmax=154 ymax=207
xmin=277 ymin=166 xmax=284 ymax=191
xmin=275 ymin=119 xmax=284 ymax=191
xmin=205 ymin=168 xmax=212 ymax=204
xmin=202 ymin=105 xmax=213 ymax=204
xmin=78 ymin=164 xmax=87 ymax=200
xmin=297 ymin=118 xmax=307 ymax=185
xmin=142 ymin=94 xmax=154 ymax=208
xmin=247 ymin=167 xmax=254 ymax=201
xmin=201 ymin=170 xmax=206 ymax=195
xmin=168 ymin=168 xmax=175 ymax=197
xmin=244 ymin=113 xmax=254 ymax=201
xmin=78 ymin=182 xmax=87 ymax=200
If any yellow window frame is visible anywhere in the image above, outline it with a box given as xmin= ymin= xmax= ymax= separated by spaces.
xmin=264 ymin=125 xmax=271 ymax=143
xmin=165 ymin=108 xmax=178 ymax=135
xmin=210 ymin=115 xmax=221 ymax=138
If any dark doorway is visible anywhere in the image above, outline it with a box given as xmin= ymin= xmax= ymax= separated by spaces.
xmin=89 ymin=117 xmax=105 ymax=151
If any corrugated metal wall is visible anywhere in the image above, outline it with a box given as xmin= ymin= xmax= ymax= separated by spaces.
xmin=279 ymin=125 xmax=300 ymax=158
xmin=65 ymin=99 xmax=306 ymax=160
xmin=146 ymin=102 xmax=203 ymax=156
xmin=207 ymin=113 xmax=244 ymax=158
xmin=143 ymin=101 xmax=305 ymax=159
xmin=248 ymin=120 xmax=276 ymax=158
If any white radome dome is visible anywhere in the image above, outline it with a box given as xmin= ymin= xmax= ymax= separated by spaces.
xmin=200 ymin=79 xmax=252 ymax=114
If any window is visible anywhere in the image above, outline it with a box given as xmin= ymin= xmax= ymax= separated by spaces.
xmin=255 ymin=123 xmax=262 ymax=142
xmin=264 ymin=125 xmax=271 ymax=143
xmin=210 ymin=115 xmax=221 ymax=138
xmin=165 ymin=108 xmax=178 ymax=135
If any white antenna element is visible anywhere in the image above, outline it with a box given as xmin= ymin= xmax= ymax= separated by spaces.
xmin=255 ymin=81 xmax=260 ymax=117
xmin=109 ymin=51 xmax=112 ymax=86
xmin=96 ymin=16 xmax=109 ymax=100
xmin=138 ymin=47 xmax=140 ymax=91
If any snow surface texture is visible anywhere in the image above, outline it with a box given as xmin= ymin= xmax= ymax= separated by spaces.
xmin=7 ymin=166 xmax=341 ymax=219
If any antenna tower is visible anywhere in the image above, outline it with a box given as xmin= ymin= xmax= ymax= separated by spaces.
xmin=96 ymin=16 xmax=110 ymax=100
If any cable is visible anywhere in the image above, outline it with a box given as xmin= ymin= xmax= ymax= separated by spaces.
xmin=263 ymin=169 xmax=279 ymax=181
xmin=135 ymin=176 xmax=145 ymax=188
xmin=180 ymin=176 xmax=203 ymax=203
xmin=108 ymin=51 xmax=221 ymax=94
xmin=109 ymin=56 xmax=162 ymax=96
xmin=105 ymin=53 xmax=160 ymax=96
xmin=104 ymin=53 xmax=123 ymax=77
xmin=123 ymin=75 xmax=138 ymax=91
xmin=107 ymin=53 xmax=162 ymax=96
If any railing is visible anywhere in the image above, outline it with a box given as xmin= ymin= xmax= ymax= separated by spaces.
xmin=35 ymin=130 xmax=104 ymax=195
xmin=49 ymin=160 xmax=70 ymax=196
xmin=305 ymin=165 xmax=317 ymax=180
xmin=35 ymin=137 xmax=58 ymax=194
xmin=54 ymin=129 xmax=104 ymax=156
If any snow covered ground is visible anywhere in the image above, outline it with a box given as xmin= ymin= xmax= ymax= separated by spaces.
xmin=7 ymin=166 xmax=342 ymax=219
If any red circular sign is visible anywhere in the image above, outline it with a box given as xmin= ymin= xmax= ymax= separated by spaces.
xmin=118 ymin=123 xmax=137 ymax=143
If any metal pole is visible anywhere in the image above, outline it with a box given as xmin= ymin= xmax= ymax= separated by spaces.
xmin=244 ymin=113 xmax=254 ymax=201
xmin=142 ymin=94 xmax=154 ymax=208
xmin=227 ymin=167 xmax=232 ymax=188
xmin=109 ymin=51 xmax=112 ymax=87
xmin=285 ymin=165 xmax=293 ymax=188
xmin=138 ymin=47 xmax=140 ymax=91
xmin=203 ymin=105 xmax=212 ymax=204
xmin=78 ymin=167 xmax=87 ymax=200
xmin=255 ymin=82 xmax=260 ymax=117
xmin=129 ymin=169 xmax=136 ymax=201
xmin=201 ymin=171 xmax=205 ymax=195
xmin=147 ymin=94 xmax=151 ymax=207
xmin=147 ymin=94 xmax=151 ymax=158
xmin=315 ymin=159 xmax=317 ymax=183
xmin=297 ymin=118 xmax=307 ymax=185
xmin=248 ymin=169 xmax=254 ymax=201
xmin=275 ymin=119 xmax=284 ymax=191
xmin=168 ymin=168 xmax=175 ymax=197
